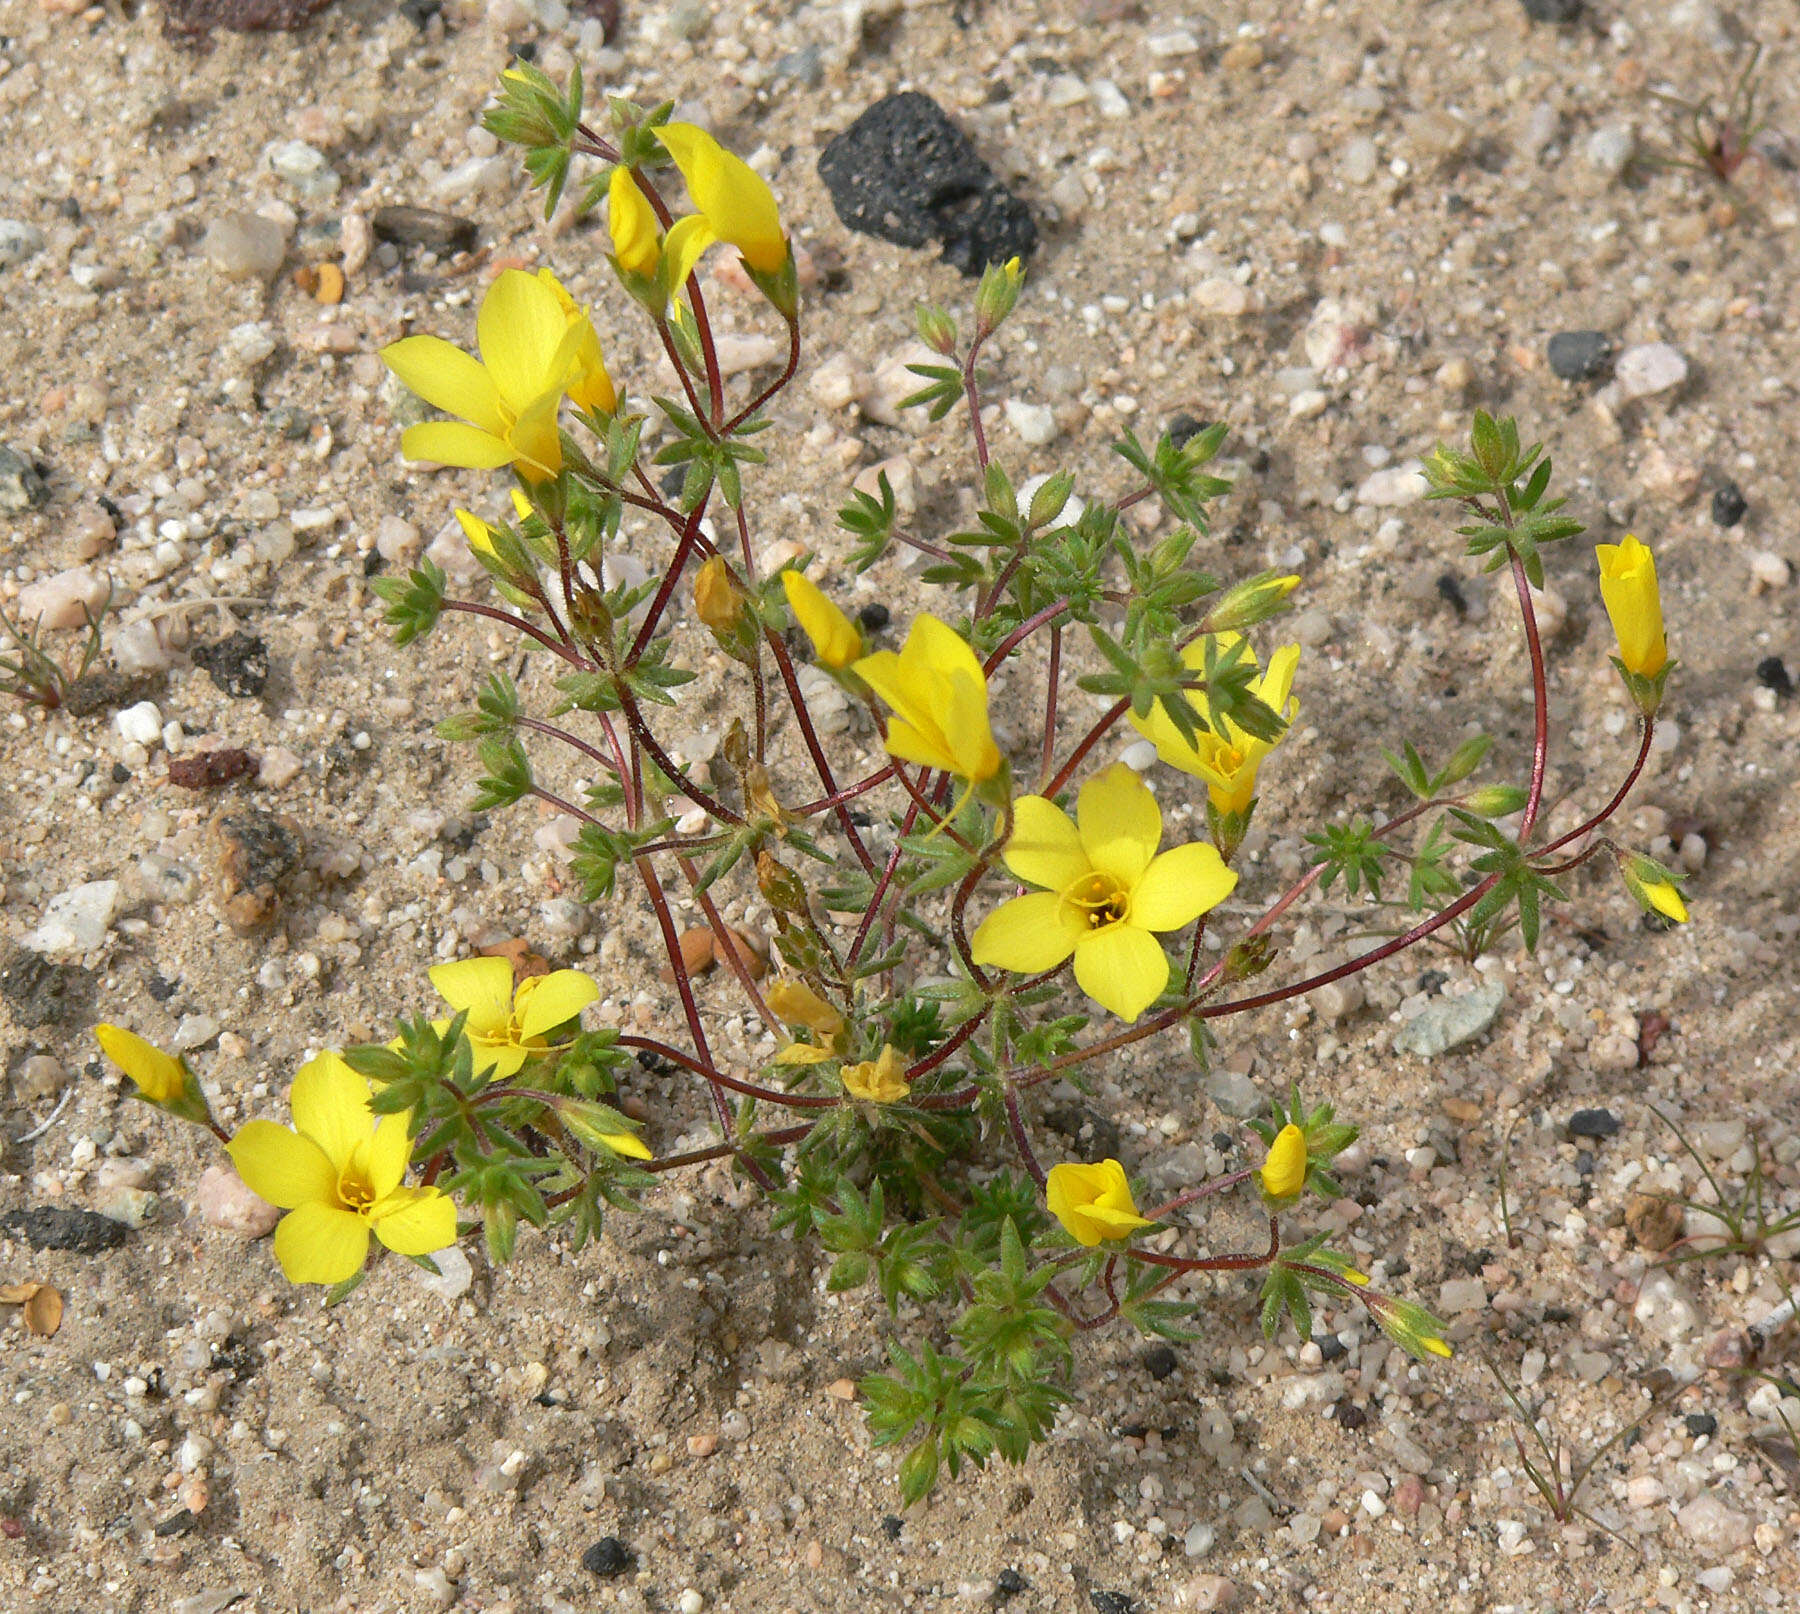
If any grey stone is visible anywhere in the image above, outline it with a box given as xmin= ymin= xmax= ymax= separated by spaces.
xmin=0 ymin=218 xmax=45 ymax=268
xmin=1546 ymin=330 xmax=1614 ymax=382
xmin=1205 ymin=1068 xmax=1266 ymax=1119
xmin=99 ymin=1187 xmax=159 ymax=1230
xmin=24 ymin=880 xmax=123 ymax=955
xmin=202 ymin=213 xmax=288 ymax=279
xmin=1 ymin=1205 xmax=128 ymax=1253
xmin=1393 ymin=981 xmax=1505 ymax=1057
xmin=0 ymin=444 xmax=50 ymax=513
xmin=1675 ymin=1492 xmax=1753 ymax=1557
xmin=0 ymin=947 xmax=95 ymax=1028
xmin=265 ymin=140 xmax=339 ymax=199
xmin=1615 ymin=342 xmax=1689 ymax=400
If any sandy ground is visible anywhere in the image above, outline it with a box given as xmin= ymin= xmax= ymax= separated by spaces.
xmin=2 ymin=0 xmax=1799 ymax=1609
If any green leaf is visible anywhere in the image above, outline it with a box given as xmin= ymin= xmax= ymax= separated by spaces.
xmin=471 ymin=736 xmax=534 ymax=811
xmin=372 ymin=559 xmax=447 ymax=647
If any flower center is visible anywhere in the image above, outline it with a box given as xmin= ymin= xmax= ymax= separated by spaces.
xmin=1065 ymin=870 xmax=1130 ymax=931
xmin=336 ymin=1164 xmax=378 ymax=1216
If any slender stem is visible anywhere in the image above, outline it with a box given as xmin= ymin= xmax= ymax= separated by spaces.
xmin=442 ymin=600 xmax=590 ymax=666
xmin=1510 ymin=553 xmax=1551 ymax=841
xmin=1142 ymin=1167 xmax=1258 ymax=1221
xmin=1004 ymin=1087 xmax=1046 ymax=1186
xmin=1040 ymin=622 xmax=1061 ymax=787
xmin=1045 ymin=698 xmax=1130 ymax=798
xmin=629 ymin=504 xmax=710 ymax=663
xmin=1127 ymin=1215 xmax=1280 ymax=1274
xmin=1536 ymin=720 xmax=1656 ymax=859
xmin=763 ymin=628 xmax=877 ymax=872
xmin=675 ymin=853 xmax=782 ymax=1036
xmin=981 ymin=598 xmax=1070 ymax=674
xmin=724 ymin=312 xmax=800 ymax=435
xmin=529 ymin=786 xmax=600 ymax=827
xmin=639 ymin=1124 xmax=815 ymax=1176
xmin=515 ymin=714 xmax=619 ymax=775
xmin=618 ymin=688 xmax=743 ymax=825
xmin=792 ymin=764 xmax=897 ymax=816
xmin=963 ymin=333 xmax=990 ymax=471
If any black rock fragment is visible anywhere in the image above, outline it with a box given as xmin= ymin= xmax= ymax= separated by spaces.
xmin=1 ymin=1206 xmax=128 ymax=1253
xmin=191 ymin=632 xmax=270 ymax=699
xmin=1520 ymin=0 xmax=1582 ymax=21
xmin=581 ymin=1537 xmax=633 ymax=1578
xmin=371 ymin=206 xmax=478 ymax=256
xmin=1142 ymin=1345 xmax=1177 ymax=1381
xmin=1754 ymin=656 xmax=1792 ymax=697
xmin=817 ymin=92 xmax=1037 ymax=276
xmin=1711 ymin=481 xmax=1747 ymax=528
xmin=0 ymin=948 xmax=95 ymax=1029
xmin=1546 ymin=330 xmax=1614 ymax=382
xmin=1568 ymin=1108 xmax=1620 ymax=1140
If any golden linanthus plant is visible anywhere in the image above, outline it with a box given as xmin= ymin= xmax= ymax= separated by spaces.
xmin=102 ymin=67 xmax=1688 ymax=1501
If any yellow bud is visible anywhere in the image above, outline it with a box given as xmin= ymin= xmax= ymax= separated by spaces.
xmin=1596 ymin=534 xmax=1667 ymax=678
xmin=766 ymin=978 xmax=845 ymax=1039
xmin=693 ymin=556 xmax=744 ymax=632
xmin=95 ymin=1025 xmax=187 ymax=1105
xmin=1260 ymin=1123 xmax=1308 ymax=1199
xmin=608 ymin=164 xmax=663 ymax=280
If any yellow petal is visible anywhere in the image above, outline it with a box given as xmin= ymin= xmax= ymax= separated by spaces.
xmin=970 ymin=891 xmax=1081 ymax=974
xmin=940 ymin=663 xmax=1001 ymax=782
xmin=1077 ymin=764 xmax=1162 ymax=887
xmin=470 ymin=1040 xmax=530 ymax=1082
xmin=505 ymin=391 xmax=566 ymax=481
xmin=1001 ymin=795 xmax=1089 ymax=891
xmin=1071 ymin=924 xmax=1169 ymax=1022
xmin=370 ymin=1187 xmax=459 ymax=1257
xmin=782 ymin=569 xmax=864 ymax=669
xmin=1260 ymin=1123 xmax=1308 ymax=1198
xmin=766 ymin=979 xmax=845 ymax=1037
xmin=1596 ymin=535 xmax=1666 ymax=677
xmin=513 ymin=968 xmax=600 ymax=1041
xmin=662 ymin=213 xmax=719 ymax=300
xmin=774 ymin=1042 xmax=837 ymax=1066
xmin=429 ymin=956 xmax=516 ymax=1036
xmin=874 ymin=713 xmax=959 ymax=776
xmin=381 ymin=336 xmax=506 ymax=435
xmin=1253 ymin=643 xmax=1302 ymax=721
xmin=1045 ymin=1158 xmax=1149 ymax=1247
xmin=95 ymin=1024 xmax=186 ymax=1104
xmin=1645 ymin=880 xmax=1689 ymax=924
xmin=400 ymin=420 xmax=518 ymax=471
xmin=273 ymin=1201 xmax=372 ymax=1285
xmin=477 ymin=268 xmax=572 ymax=412
xmin=227 ymin=1121 xmax=336 ymax=1210
xmin=455 ymin=509 xmax=498 ymax=559
xmin=658 ymin=122 xmax=786 ymax=273
xmin=290 ymin=1051 xmax=374 ymax=1173
xmin=597 ymin=1131 xmax=653 ymax=1161
xmin=1129 ymin=842 xmax=1238 ymax=933
xmin=608 ymin=164 xmax=663 ymax=278
xmin=366 ymin=1110 xmax=414 ymax=1201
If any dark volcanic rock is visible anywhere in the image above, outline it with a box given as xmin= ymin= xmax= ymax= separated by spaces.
xmin=1710 ymin=481 xmax=1747 ymax=528
xmin=580 ymin=1537 xmax=633 ymax=1578
xmin=2 ymin=1205 xmax=129 ymax=1253
xmin=371 ymin=206 xmax=477 ymax=255
xmin=191 ymin=632 xmax=270 ymax=698
xmin=817 ymin=92 xmax=1037 ymax=275
xmin=0 ymin=947 xmax=95 ymax=1028
xmin=1546 ymin=330 xmax=1614 ymax=382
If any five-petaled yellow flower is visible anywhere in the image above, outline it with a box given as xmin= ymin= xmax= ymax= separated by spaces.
xmin=970 ymin=764 xmax=1237 ymax=1022
xmin=381 ymin=268 xmax=610 ymax=481
xmin=657 ymin=122 xmax=788 ymax=292
xmin=841 ymin=1045 xmax=909 ymax=1105
xmin=608 ymin=163 xmax=663 ymax=278
xmin=227 ymin=1052 xmax=456 ymax=1286
xmin=429 ymin=956 xmax=600 ymax=1081
xmin=1595 ymin=534 xmax=1667 ymax=678
xmin=1045 ymin=1159 xmax=1153 ymax=1248
xmin=853 ymin=614 xmax=1001 ymax=783
xmin=1260 ymin=1123 xmax=1308 ymax=1200
xmin=1129 ymin=633 xmax=1301 ymax=817
xmin=95 ymin=1024 xmax=186 ymax=1105
xmin=783 ymin=569 xmax=863 ymax=670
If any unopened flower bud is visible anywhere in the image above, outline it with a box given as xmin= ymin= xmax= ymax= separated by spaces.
xmin=693 ymin=556 xmax=744 ymax=633
xmin=1203 ymin=571 xmax=1301 ymax=635
xmin=974 ymin=256 xmax=1025 ymax=335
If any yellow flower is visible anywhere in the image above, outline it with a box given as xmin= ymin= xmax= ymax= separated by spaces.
xmin=455 ymin=509 xmax=500 ymax=561
xmin=1130 ymin=633 xmax=1300 ymax=817
xmin=608 ymin=163 xmax=664 ymax=279
xmin=657 ymin=122 xmax=788 ymax=290
xmin=381 ymin=268 xmax=591 ymax=480
xmin=1045 ymin=1159 xmax=1153 ymax=1248
xmin=1641 ymin=878 xmax=1688 ymax=924
xmin=534 ymin=268 xmax=617 ymax=414
xmin=94 ymin=1024 xmax=186 ymax=1105
xmin=970 ymin=764 xmax=1237 ymax=1022
xmin=782 ymin=569 xmax=863 ymax=669
xmin=1595 ymin=534 xmax=1667 ymax=678
xmin=766 ymin=978 xmax=845 ymax=1039
xmin=429 ymin=956 xmax=600 ymax=1081
xmin=226 ymin=1052 xmax=456 ymax=1286
xmin=842 ymin=1045 xmax=910 ymax=1105
xmin=1260 ymin=1123 xmax=1308 ymax=1199
xmin=853 ymin=614 xmax=1001 ymax=783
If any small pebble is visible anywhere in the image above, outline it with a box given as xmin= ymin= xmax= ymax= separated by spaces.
xmin=1545 ymin=330 xmax=1613 ymax=382
xmin=0 ymin=217 xmax=46 ymax=267
xmin=581 ymin=1537 xmax=633 ymax=1578
xmin=1711 ymin=481 xmax=1747 ymax=527
xmin=202 ymin=213 xmax=288 ymax=279
xmin=1567 ymin=1107 xmax=1620 ymax=1139
xmin=194 ymin=1164 xmax=280 ymax=1239
xmin=1754 ymin=656 xmax=1791 ymax=697
xmin=1614 ymin=342 xmax=1688 ymax=400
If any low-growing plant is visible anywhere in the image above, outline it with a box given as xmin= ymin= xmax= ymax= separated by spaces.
xmin=1 ymin=586 xmax=112 ymax=710
xmin=98 ymin=66 xmax=1694 ymax=1503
